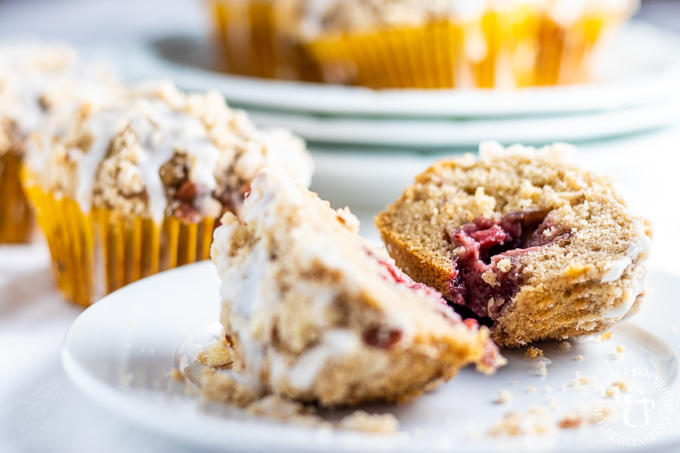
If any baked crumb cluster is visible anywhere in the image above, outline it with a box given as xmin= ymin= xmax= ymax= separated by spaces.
xmin=377 ymin=142 xmax=652 ymax=347
xmin=206 ymin=169 xmax=504 ymax=408
xmin=26 ymin=81 xmax=313 ymax=222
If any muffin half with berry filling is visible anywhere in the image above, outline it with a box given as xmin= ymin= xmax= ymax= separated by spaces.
xmin=207 ymin=169 xmax=504 ymax=407
xmin=376 ymin=142 xmax=651 ymax=347
xmin=23 ymin=81 xmax=313 ymax=306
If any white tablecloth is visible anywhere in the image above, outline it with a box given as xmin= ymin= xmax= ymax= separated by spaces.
xmin=1 ymin=0 xmax=680 ymax=452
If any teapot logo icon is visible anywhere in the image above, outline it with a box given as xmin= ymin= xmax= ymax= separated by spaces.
xmin=614 ymin=386 xmax=655 ymax=428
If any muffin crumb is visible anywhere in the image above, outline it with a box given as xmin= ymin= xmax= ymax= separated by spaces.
xmin=496 ymin=390 xmax=514 ymax=404
xmin=525 ymin=346 xmax=544 ymax=358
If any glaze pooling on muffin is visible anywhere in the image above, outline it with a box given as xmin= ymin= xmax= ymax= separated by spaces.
xmin=446 ymin=212 xmax=571 ymax=319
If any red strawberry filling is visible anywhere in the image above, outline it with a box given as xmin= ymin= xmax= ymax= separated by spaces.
xmin=363 ymin=247 xmax=507 ymax=371
xmin=446 ymin=211 xmax=570 ymax=319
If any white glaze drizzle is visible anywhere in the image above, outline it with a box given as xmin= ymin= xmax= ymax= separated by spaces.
xmin=601 ymin=219 xmax=651 ymax=284
xmin=284 ymin=329 xmax=360 ymax=390
xmin=67 ymin=87 xmax=221 ymax=223
xmin=601 ymin=219 xmax=651 ymax=319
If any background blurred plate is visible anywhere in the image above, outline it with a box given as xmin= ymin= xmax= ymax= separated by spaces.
xmin=116 ymin=22 xmax=680 ymax=119
xmin=248 ymin=102 xmax=680 ymax=148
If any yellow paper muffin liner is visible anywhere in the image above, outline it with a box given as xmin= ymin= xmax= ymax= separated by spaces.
xmin=306 ymin=8 xmax=630 ymax=89
xmin=509 ymin=8 xmax=623 ymax=86
xmin=23 ymin=177 xmax=215 ymax=307
xmin=208 ymin=0 xmax=320 ymax=81
xmin=0 ymin=152 xmax=33 ymax=243
xmin=306 ymin=15 xmax=516 ymax=89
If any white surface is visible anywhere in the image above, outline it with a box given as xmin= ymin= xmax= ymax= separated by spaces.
xmin=63 ymin=261 xmax=680 ymax=453
xmin=117 ymin=22 xmax=680 ymax=118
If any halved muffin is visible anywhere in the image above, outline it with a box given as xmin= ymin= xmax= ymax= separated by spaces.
xmin=376 ymin=142 xmax=651 ymax=347
xmin=209 ymin=169 xmax=505 ymax=407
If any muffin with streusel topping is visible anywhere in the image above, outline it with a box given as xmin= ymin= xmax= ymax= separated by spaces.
xmin=207 ymin=0 xmax=321 ymax=80
xmin=286 ymin=0 xmax=638 ymax=88
xmin=23 ymin=81 xmax=313 ymax=306
xmin=0 ymin=41 xmax=118 ymax=243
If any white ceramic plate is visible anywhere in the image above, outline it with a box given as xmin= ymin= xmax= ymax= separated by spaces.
xmin=114 ymin=22 xmax=680 ymax=118
xmin=248 ymin=102 xmax=680 ymax=147
xmin=63 ymin=262 xmax=680 ymax=452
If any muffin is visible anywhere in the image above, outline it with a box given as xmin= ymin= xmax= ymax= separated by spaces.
xmin=0 ymin=41 xmax=116 ymax=243
xmin=207 ymin=0 xmax=321 ymax=80
xmin=23 ymin=81 xmax=313 ymax=306
xmin=285 ymin=0 xmax=637 ymax=88
xmin=207 ymin=169 xmax=505 ymax=407
xmin=510 ymin=0 xmax=640 ymax=86
xmin=376 ymin=142 xmax=652 ymax=347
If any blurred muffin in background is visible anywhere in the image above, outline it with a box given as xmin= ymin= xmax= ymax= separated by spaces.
xmin=23 ymin=81 xmax=313 ymax=306
xmin=0 ymin=41 xmax=117 ymax=243
xmin=207 ymin=0 xmax=321 ymax=80
xmin=296 ymin=0 xmax=639 ymax=88
xmin=207 ymin=0 xmax=638 ymax=89
xmin=511 ymin=0 xmax=640 ymax=86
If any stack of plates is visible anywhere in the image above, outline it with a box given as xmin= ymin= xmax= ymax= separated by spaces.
xmin=116 ymin=22 xmax=680 ymax=207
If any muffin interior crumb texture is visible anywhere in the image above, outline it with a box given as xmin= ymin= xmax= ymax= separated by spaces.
xmin=376 ymin=141 xmax=652 ymax=347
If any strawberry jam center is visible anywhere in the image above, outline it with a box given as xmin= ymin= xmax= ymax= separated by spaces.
xmin=447 ymin=211 xmax=569 ymax=319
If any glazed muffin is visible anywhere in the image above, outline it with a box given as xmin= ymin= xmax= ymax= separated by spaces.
xmin=207 ymin=0 xmax=321 ymax=80
xmin=0 ymin=41 xmax=117 ymax=243
xmin=284 ymin=0 xmax=637 ymax=88
xmin=23 ymin=81 xmax=313 ymax=306
xmin=376 ymin=142 xmax=651 ymax=347
xmin=208 ymin=169 xmax=505 ymax=407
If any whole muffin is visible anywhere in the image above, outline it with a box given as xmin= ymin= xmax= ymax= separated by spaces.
xmin=207 ymin=0 xmax=321 ymax=80
xmin=23 ymin=81 xmax=313 ymax=306
xmin=283 ymin=0 xmax=638 ymax=88
xmin=376 ymin=142 xmax=651 ymax=347
xmin=0 ymin=41 xmax=117 ymax=243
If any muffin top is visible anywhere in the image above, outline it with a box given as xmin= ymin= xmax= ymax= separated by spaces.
xmin=26 ymin=81 xmax=313 ymax=223
xmin=285 ymin=0 xmax=638 ymax=39
xmin=0 ymin=41 xmax=118 ymax=157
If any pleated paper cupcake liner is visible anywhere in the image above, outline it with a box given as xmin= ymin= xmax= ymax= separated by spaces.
xmin=209 ymin=0 xmax=321 ymax=81
xmin=306 ymin=16 xmax=515 ymax=89
xmin=306 ymin=8 xmax=631 ymax=89
xmin=530 ymin=14 xmax=618 ymax=86
xmin=0 ymin=152 xmax=33 ymax=243
xmin=23 ymin=179 xmax=215 ymax=307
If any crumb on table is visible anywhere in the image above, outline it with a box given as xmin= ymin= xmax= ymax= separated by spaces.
xmin=559 ymin=341 xmax=572 ymax=351
xmin=496 ymin=389 xmax=514 ymax=404
xmin=525 ymin=346 xmax=544 ymax=358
